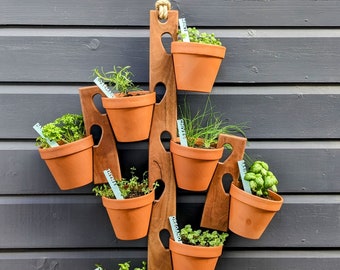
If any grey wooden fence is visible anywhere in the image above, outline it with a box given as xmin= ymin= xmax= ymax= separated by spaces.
xmin=0 ymin=1 xmax=339 ymax=269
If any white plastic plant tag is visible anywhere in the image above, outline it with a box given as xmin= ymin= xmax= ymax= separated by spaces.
xmin=33 ymin=123 xmax=59 ymax=147
xmin=168 ymin=216 xmax=182 ymax=243
xmin=177 ymin=119 xmax=188 ymax=147
xmin=179 ymin=18 xmax=190 ymax=42
xmin=238 ymin=160 xmax=252 ymax=194
xmin=103 ymin=169 xmax=124 ymax=200
xmin=94 ymin=77 xmax=115 ymax=98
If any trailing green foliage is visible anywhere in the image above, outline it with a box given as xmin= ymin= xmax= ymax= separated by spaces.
xmin=179 ymin=97 xmax=247 ymax=148
xmin=178 ymin=27 xmax=222 ymax=46
xmin=92 ymin=167 xmax=157 ymax=199
xmin=94 ymin=261 xmax=146 ymax=270
xmin=180 ymin=224 xmax=228 ymax=247
xmin=35 ymin=113 xmax=85 ymax=149
xmin=92 ymin=65 xmax=140 ymax=96
xmin=244 ymin=160 xmax=279 ymax=197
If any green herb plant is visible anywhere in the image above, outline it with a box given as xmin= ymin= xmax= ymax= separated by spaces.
xmin=36 ymin=113 xmax=85 ymax=149
xmin=178 ymin=27 xmax=222 ymax=46
xmin=180 ymin=224 xmax=228 ymax=247
xmin=244 ymin=160 xmax=279 ymax=198
xmin=179 ymin=97 xmax=246 ymax=149
xmin=92 ymin=65 xmax=140 ymax=96
xmin=92 ymin=167 xmax=157 ymax=199
xmin=94 ymin=261 xmax=146 ymax=270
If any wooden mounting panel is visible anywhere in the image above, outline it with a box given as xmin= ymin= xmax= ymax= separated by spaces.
xmin=79 ymin=86 xmax=121 ymax=184
xmin=148 ymin=10 xmax=178 ymax=270
xmin=200 ymin=134 xmax=247 ymax=231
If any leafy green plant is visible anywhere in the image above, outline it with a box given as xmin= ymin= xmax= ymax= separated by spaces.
xmin=178 ymin=27 xmax=222 ymax=46
xmin=179 ymin=97 xmax=246 ymax=148
xmin=92 ymin=65 xmax=140 ymax=96
xmin=244 ymin=160 xmax=279 ymax=198
xmin=180 ymin=224 xmax=228 ymax=247
xmin=36 ymin=113 xmax=85 ymax=149
xmin=92 ymin=167 xmax=157 ymax=199
xmin=94 ymin=261 xmax=146 ymax=270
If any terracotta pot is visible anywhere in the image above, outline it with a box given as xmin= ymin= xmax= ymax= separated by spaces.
xmin=38 ymin=135 xmax=94 ymax=190
xmin=169 ymin=238 xmax=223 ymax=270
xmin=171 ymin=42 xmax=226 ymax=93
xmin=229 ymin=182 xmax=284 ymax=239
xmin=170 ymin=140 xmax=223 ymax=191
xmin=102 ymin=91 xmax=156 ymax=142
xmin=102 ymin=190 xmax=155 ymax=240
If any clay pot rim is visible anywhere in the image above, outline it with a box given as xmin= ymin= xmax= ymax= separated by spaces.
xmin=171 ymin=41 xmax=226 ymax=58
xmin=102 ymin=91 xmax=156 ymax=109
xmin=169 ymin=238 xmax=223 ymax=258
xmin=38 ymin=135 xmax=94 ymax=160
xmin=170 ymin=140 xmax=223 ymax=160
xmin=102 ymin=189 xmax=155 ymax=210
xmin=230 ymin=182 xmax=283 ymax=212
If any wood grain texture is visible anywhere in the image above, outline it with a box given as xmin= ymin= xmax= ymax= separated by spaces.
xmin=1 ymin=0 xmax=340 ymax=27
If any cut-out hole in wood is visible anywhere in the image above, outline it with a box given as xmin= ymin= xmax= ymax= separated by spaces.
xmin=90 ymin=124 xmax=102 ymax=146
xmin=160 ymin=131 xmax=172 ymax=152
xmin=159 ymin=229 xmax=170 ymax=249
xmin=222 ymin=173 xmax=233 ymax=193
xmin=155 ymin=82 xmax=167 ymax=103
xmin=92 ymin=93 xmax=106 ymax=114
xmin=161 ymin=33 xmax=172 ymax=54
xmin=154 ymin=179 xmax=165 ymax=200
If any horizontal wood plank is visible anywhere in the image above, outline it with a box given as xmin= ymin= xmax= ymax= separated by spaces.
xmin=1 ymin=0 xmax=340 ymax=27
xmin=0 ymin=195 xmax=339 ymax=249
xmin=1 ymin=35 xmax=340 ymax=83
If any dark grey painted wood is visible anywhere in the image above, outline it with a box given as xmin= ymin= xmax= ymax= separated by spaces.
xmin=2 ymin=36 xmax=340 ymax=83
xmin=0 ymin=195 xmax=339 ymax=249
xmin=1 ymin=0 xmax=340 ymax=27
xmin=1 ymin=143 xmax=339 ymax=194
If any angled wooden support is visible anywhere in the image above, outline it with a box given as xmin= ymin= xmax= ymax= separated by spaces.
xmin=79 ymin=86 xmax=121 ymax=184
xmin=148 ymin=10 xmax=178 ymax=270
xmin=201 ymin=134 xmax=247 ymax=231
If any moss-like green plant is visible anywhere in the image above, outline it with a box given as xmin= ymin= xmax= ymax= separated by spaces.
xmin=180 ymin=224 xmax=228 ymax=247
xmin=92 ymin=65 xmax=140 ymax=96
xmin=35 ymin=113 xmax=85 ymax=149
xmin=94 ymin=261 xmax=146 ymax=270
xmin=92 ymin=167 xmax=157 ymax=199
xmin=244 ymin=160 xmax=279 ymax=198
xmin=179 ymin=97 xmax=246 ymax=148
xmin=178 ymin=27 xmax=222 ymax=46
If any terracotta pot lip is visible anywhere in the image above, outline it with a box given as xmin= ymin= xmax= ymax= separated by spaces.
xmin=102 ymin=189 xmax=155 ymax=210
xmin=171 ymin=41 xmax=226 ymax=58
xmin=102 ymin=91 xmax=156 ymax=109
xmin=169 ymin=238 xmax=223 ymax=258
xmin=170 ymin=140 xmax=223 ymax=160
xmin=38 ymin=135 xmax=94 ymax=160
xmin=230 ymin=182 xmax=283 ymax=211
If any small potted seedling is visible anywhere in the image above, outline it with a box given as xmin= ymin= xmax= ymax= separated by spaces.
xmin=92 ymin=167 xmax=157 ymax=240
xmin=171 ymin=20 xmax=227 ymax=93
xmin=169 ymin=223 xmax=228 ymax=270
xmin=94 ymin=261 xmax=146 ymax=270
xmin=92 ymin=65 xmax=156 ymax=142
xmin=229 ymin=160 xmax=284 ymax=239
xmin=34 ymin=113 xmax=93 ymax=190
xmin=170 ymin=97 xmax=246 ymax=191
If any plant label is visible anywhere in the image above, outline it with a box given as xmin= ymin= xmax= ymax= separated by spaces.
xmin=179 ymin=18 xmax=190 ymax=42
xmin=238 ymin=160 xmax=252 ymax=194
xmin=103 ymin=169 xmax=124 ymax=199
xmin=168 ymin=216 xmax=182 ymax=243
xmin=94 ymin=77 xmax=115 ymax=98
xmin=177 ymin=119 xmax=188 ymax=147
xmin=33 ymin=123 xmax=59 ymax=147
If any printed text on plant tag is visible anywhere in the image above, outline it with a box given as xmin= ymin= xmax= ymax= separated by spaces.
xmin=33 ymin=123 xmax=59 ymax=147
xmin=177 ymin=119 xmax=188 ymax=147
xmin=94 ymin=77 xmax=115 ymax=98
xmin=103 ymin=169 xmax=124 ymax=199
xmin=169 ymin=216 xmax=182 ymax=243
xmin=238 ymin=160 xmax=252 ymax=194
xmin=179 ymin=18 xmax=190 ymax=42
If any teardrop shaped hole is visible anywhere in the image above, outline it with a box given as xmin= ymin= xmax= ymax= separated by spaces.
xmin=92 ymin=93 xmax=105 ymax=114
xmin=159 ymin=229 xmax=170 ymax=249
xmin=161 ymin=32 xmax=172 ymax=54
xmin=222 ymin=173 xmax=233 ymax=193
xmin=154 ymin=179 xmax=165 ymax=200
xmin=160 ymin=131 xmax=171 ymax=152
xmin=90 ymin=124 xmax=102 ymax=146
xmin=155 ymin=82 xmax=166 ymax=104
